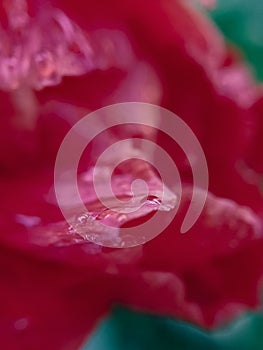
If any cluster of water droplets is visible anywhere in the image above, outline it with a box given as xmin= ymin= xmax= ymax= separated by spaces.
xmin=67 ymin=168 xmax=178 ymax=248
xmin=0 ymin=0 xmax=133 ymax=90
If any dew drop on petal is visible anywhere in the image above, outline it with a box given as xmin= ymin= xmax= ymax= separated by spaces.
xmin=0 ymin=1 xmax=134 ymax=90
xmin=14 ymin=318 xmax=29 ymax=331
xmin=15 ymin=214 xmax=41 ymax=228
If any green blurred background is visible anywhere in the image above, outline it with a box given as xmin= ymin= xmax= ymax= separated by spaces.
xmin=84 ymin=307 xmax=263 ymax=350
xmin=83 ymin=1 xmax=263 ymax=349
xmin=210 ymin=0 xmax=263 ymax=81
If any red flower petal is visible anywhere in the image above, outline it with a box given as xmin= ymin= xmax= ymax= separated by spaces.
xmin=119 ymin=189 xmax=263 ymax=327
xmin=0 ymin=1 xmax=263 ymax=348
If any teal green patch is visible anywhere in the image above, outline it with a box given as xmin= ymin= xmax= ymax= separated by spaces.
xmin=83 ymin=307 xmax=263 ymax=350
xmin=209 ymin=0 xmax=263 ymax=81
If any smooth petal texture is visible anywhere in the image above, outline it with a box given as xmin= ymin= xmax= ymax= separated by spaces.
xmin=0 ymin=244 xmax=112 ymax=350
xmin=247 ymin=96 xmax=263 ymax=173
xmin=116 ymin=189 xmax=263 ymax=327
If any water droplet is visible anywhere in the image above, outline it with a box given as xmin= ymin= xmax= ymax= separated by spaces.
xmin=143 ymin=195 xmax=162 ymax=206
xmin=118 ymin=214 xmax=128 ymax=222
xmin=65 ymin=164 xmax=178 ymax=247
xmin=15 ymin=214 xmax=41 ymax=228
xmin=68 ymin=225 xmax=75 ymax=234
xmin=95 ymin=208 xmax=127 ymax=224
xmin=14 ymin=318 xmax=29 ymax=331
xmin=77 ymin=212 xmax=96 ymax=224
xmin=34 ymin=50 xmax=56 ymax=78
